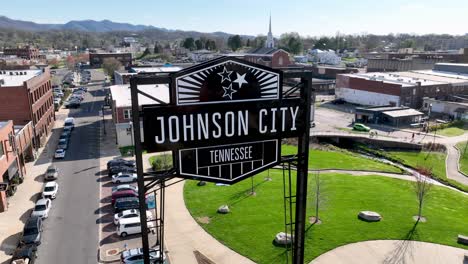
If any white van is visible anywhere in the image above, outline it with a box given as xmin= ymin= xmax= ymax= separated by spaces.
xmin=64 ymin=117 xmax=75 ymax=129
xmin=117 ymin=218 xmax=154 ymax=237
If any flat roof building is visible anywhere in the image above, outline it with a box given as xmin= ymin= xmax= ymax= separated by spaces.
xmin=89 ymin=52 xmax=133 ymax=68
xmin=0 ymin=68 xmax=55 ymax=148
xmin=336 ymin=64 xmax=468 ymax=108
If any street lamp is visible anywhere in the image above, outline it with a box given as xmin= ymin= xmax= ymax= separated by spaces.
xmin=101 ymin=106 xmax=106 ymax=135
xmin=128 ymin=121 xmax=134 ymax=157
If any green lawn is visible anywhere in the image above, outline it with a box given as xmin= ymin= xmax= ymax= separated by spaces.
xmin=184 ymin=172 xmax=468 ymax=263
xmin=282 ymin=145 xmax=403 ymax=173
xmin=456 ymin=142 xmax=468 ymax=175
xmin=436 ymin=127 xmax=465 ymax=137
xmin=387 ymin=151 xmax=446 ymax=179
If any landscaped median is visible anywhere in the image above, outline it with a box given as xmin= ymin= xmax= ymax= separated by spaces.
xmin=456 ymin=141 xmax=468 ymax=176
xmin=184 ymin=171 xmax=468 ymax=264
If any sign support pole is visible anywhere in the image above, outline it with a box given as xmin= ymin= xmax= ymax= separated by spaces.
xmin=293 ymin=73 xmax=312 ymax=264
xmin=130 ymin=78 xmax=151 ymax=264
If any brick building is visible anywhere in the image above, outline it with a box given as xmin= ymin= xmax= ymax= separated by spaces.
xmin=0 ymin=68 xmax=55 ymax=148
xmin=109 ymin=84 xmax=169 ymax=146
xmin=89 ymin=52 xmax=133 ymax=68
xmin=243 ymin=48 xmax=292 ymax=68
xmin=0 ymin=121 xmax=22 ymax=212
xmin=3 ymin=45 xmax=40 ymax=60
xmin=336 ymin=64 xmax=468 ymax=108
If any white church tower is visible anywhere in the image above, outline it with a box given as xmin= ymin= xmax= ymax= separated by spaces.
xmin=265 ymin=15 xmax=274 ymax=48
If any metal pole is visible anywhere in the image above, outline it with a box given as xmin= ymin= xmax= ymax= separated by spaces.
xmin=102 ymin=106 xmax=106 ymax=135
xmin=293 ymin=73 xmax=312 ymax=264
xmin=129 ymin=78 xmax=151 ymax=264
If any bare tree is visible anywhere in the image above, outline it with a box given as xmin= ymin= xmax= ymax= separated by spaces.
xmin=413 ymin=167 xmax=433 ymax=222
xmin=102 ymin=58 xmax=123 ymax=79
xmin=308 ymin=171 xmax=325 ymax=224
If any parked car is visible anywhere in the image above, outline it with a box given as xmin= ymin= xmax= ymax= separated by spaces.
xmin=54 ymin=149 xmax=66 ymax=159
xmin=111 ymin=190 xmax=138 ymax=205
xmin=31 ymin=198 xmax=51 ymax=219
xmin=117 ymin=217 xmax=155 ymax=237
xmin=114 ymin=197 xmax=139 ymax=213
xmin=114 ymin=209 xmax=153 ymax=225
xmin=20 ymin=217 xmax=43 ymax=245
xmin=64 ymin=100 xmax=80 ymax=109
xmin=57 ymin=139 xmax=68 ymax=150
xmin=63 ymin=126 xmax=72 ymax=134
xmin=353 ymin=123 xmax=371 ymax=132
xmin=107 ymin=159 xmax=135 ymax=170
xmin=112 ymin=184 xmax=138 ymax=194
xmin=10 ymin=244 xmax=38 ymax=264
xmin=45 ymin=165 xmax=59 ymax=180
xmin=42 ymin=182 xmax=59 ymax=199
xmin=112 ymin=173 xmax=137 ymax=184
xmin=121 ymin=247 xmax=166 ymax=264
xmin=59 ymin=132 xmax=70 ymax=142
xmin=64 ymin=117 xmax=75 ymax=130
xmin=77 ymin=87 xmax=88 ymax=92
xmin=53 ymin=91 xmax=64 ymax=97
xmin=108 ymin=166 xmax=137 ymax=177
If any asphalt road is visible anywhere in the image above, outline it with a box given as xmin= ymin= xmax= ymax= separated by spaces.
xmin=36 ymin=77 xmax=105 ymax=264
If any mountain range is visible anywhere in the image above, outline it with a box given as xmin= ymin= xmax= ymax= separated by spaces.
xmin=0 ymin=15 xmax=167 ymax=32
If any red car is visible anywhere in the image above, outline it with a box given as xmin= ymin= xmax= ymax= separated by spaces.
xmin=111 ymin=190 xmax=138 ymax=205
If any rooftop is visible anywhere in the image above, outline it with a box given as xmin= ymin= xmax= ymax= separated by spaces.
xmin=129 ymin=66 xmax=182 ymax=74
xmin=0 ymin=70 xmax=42 ymax=87
xmin=383 ymin=108 xmax=424 ymax=118
xmin=110 ymin=84 xmax=170 ymax=108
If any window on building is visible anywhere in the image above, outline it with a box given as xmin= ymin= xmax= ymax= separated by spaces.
xmin=0 ymin=141 xmax=4 ymax=158
xmin=124 ymin=109 xmax=132 ymax=119
xmin=278 ymin=56 xmax=284 ymax=65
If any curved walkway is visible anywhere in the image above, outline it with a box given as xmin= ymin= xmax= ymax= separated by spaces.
xmin=446 ymin=144 xmax=468 ymax=185
xmin=310 ymin=240 xmax=467 ymax=264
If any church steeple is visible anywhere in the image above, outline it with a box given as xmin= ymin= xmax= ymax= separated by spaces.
xmin=265 ymin=14 xmax=274 ymax=48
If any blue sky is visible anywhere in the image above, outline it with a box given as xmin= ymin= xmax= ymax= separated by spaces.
xmin=2 ymin=0 xmax=468 ymax=36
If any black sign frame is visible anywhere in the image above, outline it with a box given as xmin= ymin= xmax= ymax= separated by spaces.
xmin=129 ymin=57 xmax=313 ymax=264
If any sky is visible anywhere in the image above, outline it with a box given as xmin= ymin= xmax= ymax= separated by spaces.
xmin=2 ymin=0 xmax=468 ymax=37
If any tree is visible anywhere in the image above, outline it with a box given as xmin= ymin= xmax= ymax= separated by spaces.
xmin=413 ymin=167 xmax=433 ymax=222
xmin=205 ymin=40 xmax=217 ymax=50
xmin=227 ymin=35 xmax=242 ymax=51
xmin=253 ymin=35 xmax=266 ymax=48
xmin=313 ymin=37 xmax=333 ymax=50
xmin=288 ymin=36 xmax=303 ymax=54
xmin=308 ymin=171 xmax=326 ymax=224
xmin=139 ymin=47 xmax=151 ymax=59
xmin=246 ymin=39 xmax=251 ymax=47
xmin=154 ymin=42 xmax=161 ymax=54
xmin=102 ymin=58 xmax=123 ymax=79
xmin=182 ymin=37 xmax=195 ymax=50
xmin=195 ymin=39 xmax=203 ymax=50
xmin=400 ymin=39 xmax=416 ymax=49
xmin=65 ymin=55 xmax=75 ymax=70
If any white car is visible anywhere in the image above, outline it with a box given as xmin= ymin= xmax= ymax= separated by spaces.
xmin=31 ymin=198 xmax=51 ymax=219
xmin=121 ymin=247 xmax=166 ymax=264
xmin=112 ymin=173 xmax=137 ymax=184
xmin=111 ymin=184 xmax=138 ymax=194
xmin=54 ymin=149 xmax=66 ymax=159
xmin=42 ymin=182 xmax=59 ymax=199
xmin=114 ymin=209 xmax=153 ymax=225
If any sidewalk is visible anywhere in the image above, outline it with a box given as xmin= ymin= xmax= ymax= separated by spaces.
xmin=310 ymin=240 xmax=467 ymax=264
xmin=0 ymin=108 xmax=69 ymax=263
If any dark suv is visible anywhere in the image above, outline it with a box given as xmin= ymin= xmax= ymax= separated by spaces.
xmin=20 ymin=217 xmax=43 ymax=245
xmin=108 ymin=166 xmax=137 ymax=177
xmin=114 ymin=197 xmax=139 ymax=213
xmin=107 ymin=159 xmax=135 ymax=170
xmin=11 ymin=244 xmax=38 ymax=264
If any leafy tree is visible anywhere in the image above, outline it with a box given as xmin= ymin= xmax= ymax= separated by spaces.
xmin=195 ymin=39 xmax=203 ymax=50
xmin=227 ymin=35 xmax=242 ymax=51
xmin=102 ymin=58 xmax=123 ymax=79
xmin=313 ymin=37 xmax=334 ymax=50
xmin=205 ymin=40 xmax=217 ymax=50
xmin=253 ymin=35 xmax=266 ymax=48
xmin=400 ymin=39 xmax=416 ymax=49
xmin=246 ymin=39 xmax=251 ymax=47
xmin=66 ymin=55 xmax=75 ymax=70
xmin=154 ymin=42 xmax=161 ymax=53
xmin=182 ymin=37 xmax=195 ymax=50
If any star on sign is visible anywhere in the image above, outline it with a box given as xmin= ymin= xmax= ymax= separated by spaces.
xmin=233 ymin=73 xmax=248 ymax=88
xmin=218 ymin=66 xmax=233 ymax=83
xmin=222 ymin=84 xmax=237 ymax=100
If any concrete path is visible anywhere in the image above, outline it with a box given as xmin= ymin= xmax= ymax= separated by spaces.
xmin=446 ymin=144 xmax=468 ymax=186
xmin=0 ymin=107 xmax=69 ymax=263
xmin=310 ymin=240 xmax=468 ymax=264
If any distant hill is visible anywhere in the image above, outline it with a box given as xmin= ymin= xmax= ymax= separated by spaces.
xmin=0 ymin=16 xmax=162 ymax=32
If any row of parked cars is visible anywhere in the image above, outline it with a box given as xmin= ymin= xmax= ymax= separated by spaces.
xmin=10 ymin=165 xmax=61 ymax=263
xmin=64 ymin=86 xmax=87 ymax=109
xmin=106 ymin=158 xmax=167 ymax=263
xmin=54 ymin=117 xmax=75 ymax=159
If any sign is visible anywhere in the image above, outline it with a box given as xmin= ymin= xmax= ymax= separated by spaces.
xmin=0 ymin=183 xmax=8 ymax=192
xmin=142 ymin=57 xmax=307 ymax=183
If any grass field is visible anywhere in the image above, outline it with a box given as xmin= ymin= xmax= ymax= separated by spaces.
xmin=387 ymin=151 xmax=446 ymax=179
xmin=456 ymin=141 xmax=468 ymax=175
xmin=184 ymin=171 xmax=468 ymax=263
xmin=436 ymin=127 xmax=465 ymax=137
xmin=282 ymin=145 xmax=403 ymax=173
